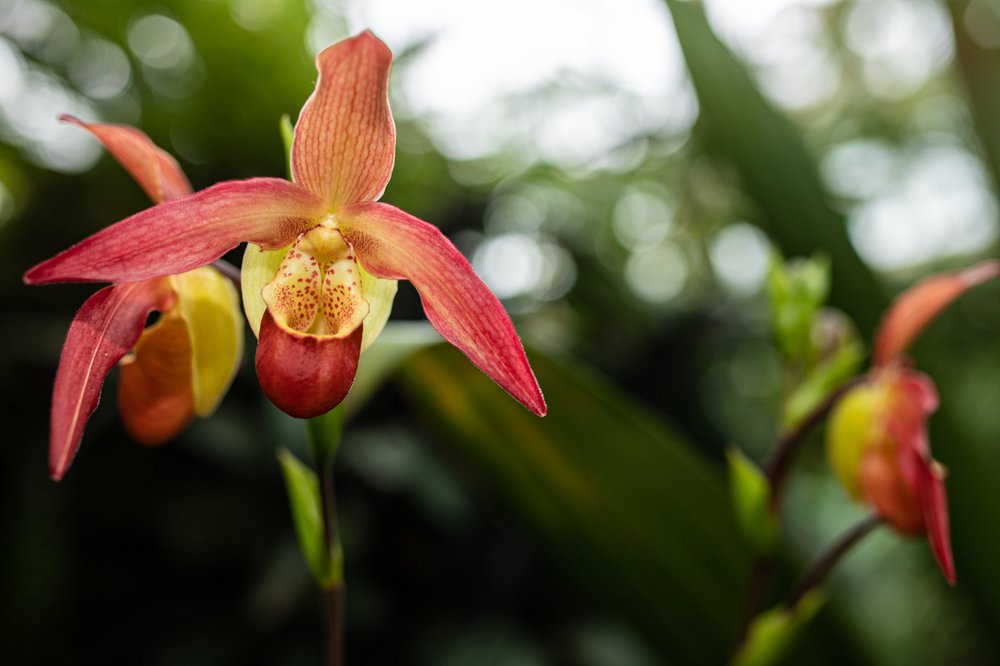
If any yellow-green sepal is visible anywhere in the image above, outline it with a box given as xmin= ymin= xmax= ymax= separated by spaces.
xmin=826 ymin=383 xmax=882 ymax=500
xmin=169 ymin=266 xmax=243 ymax=416
xmin=727 ymin=448 xmax=779 ymax=556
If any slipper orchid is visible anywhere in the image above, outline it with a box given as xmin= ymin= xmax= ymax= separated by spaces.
xmin=37 ymin=117 xmax=244 ymax=480
xmin=827 ymin=261 xmax=999 ymax=584
xmin=25 ymin=31 xmax=545 ymax=420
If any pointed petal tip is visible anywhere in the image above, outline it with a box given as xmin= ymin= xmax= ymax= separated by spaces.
xmin=59 ymin=113 xmax=83 ymax=126
xmin=960 ymin=260 xmax=1000 ymax=287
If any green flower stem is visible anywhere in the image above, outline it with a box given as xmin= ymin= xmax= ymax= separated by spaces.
xmin=785 ymin=513 xmax=881 ymax=610
xmin=308 ymin=405 xmax=345 ymax=666
xmin=735 ymin=376 xmax=867 ymax=650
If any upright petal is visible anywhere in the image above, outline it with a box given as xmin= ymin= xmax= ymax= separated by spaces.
xmin=291 ymin=31 xmax=395 ymax=208
xmin=118 ymin=310 xmax=195 ymax=445
xmin=24 ymin=178 xmax=323 ymax=285
xmin=60 ymin=115 xmax=192 ymax=203
xmin=256 ymin=311 xmax=363 ymax=418
xmin=340 ymin=202 xmax=546 ymax=416
xmin=873 ymin=261 xmax=999 ymax=367
xmin=49 ymin=280 xmax=176 ymax=480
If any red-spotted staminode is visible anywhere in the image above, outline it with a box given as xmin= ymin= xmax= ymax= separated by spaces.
xmin=827 ymin=261 xmax=999 ymax=584
xmin=41 ymin=117 xmax=243 ymax=480
xmin=25 ymin=31 xmax=545 ymax=420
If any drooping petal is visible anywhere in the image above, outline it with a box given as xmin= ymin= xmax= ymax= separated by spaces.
xmin=873 ymin=261 xmax=999 ymax=367
xmin=60 ymin=115 xmax=192 ymax=203
xmin=118 ymin=311 xmax=195 ymax=445
xmin=859 ymin=447 xmax=924 ymax=534
xmin=911 ymin=450 xmax=956 ymax=585
xmin=24 ymin=178 xmax=324 ymax=285
xmin=170 ymin=266 xmax=243 ymax=415
xmin=340 ymin=202 xmax=546 ymax=416
xmin=49 ymin=280 xmax=176 ymax=480
xmin=256 ymin=310 xmax=363 ymax=418
xmin=291 ymin=31 xmax=395 ymax=208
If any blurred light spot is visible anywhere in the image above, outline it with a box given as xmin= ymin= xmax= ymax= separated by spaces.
xmin=612 ymin=187 xmax=674 ymax=249
xmin=848 ymin=145 xmax=998 ymax=270
xmin=473 ymin=233 xmax=545 ymax=299
xmin=486 ymin=193 xmax=545 ymax=235
xmin=708 ymin=223 xmax=770 ymax=295
xmin=964 ymin=0 xmax=1000 ymax=50
xmin=68 ymin=38 xmax=132 ymax=100
xmin=306 ymin=13 xmax=347 ymax=55
xmin=349 ymin=0 xmax=687 ymax=166
xmin=844 ymin=0 xmax=953 ymax=99
xmin=0 ymin=37 xmax=25 ymax=102
xmin=228 ymin=0 xmax=282 ymax=32
xmin=821 ymin=139 xmax=898 ymax=200
xmin=128 ymin=15 xmax=194 ymax=70
xmin=625 ymin=242 xmax=688 ymax=303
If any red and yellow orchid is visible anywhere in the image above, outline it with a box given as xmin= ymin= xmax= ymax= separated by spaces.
xmin=827 ymin=261 xmax=999 ymax=584
xmin=42 ymin=117 xmax=243 ymax=480
xmin=25 ymin=31 xmax=545 ymax=421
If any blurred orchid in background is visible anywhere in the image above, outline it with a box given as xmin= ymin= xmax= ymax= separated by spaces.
xmin=827 ymin=261 xmax=1000 ymax=584
xmin=24 ymin=32 xmax=545 ymax=421
xmin=41 ymin=117 xmax=243 ymax=481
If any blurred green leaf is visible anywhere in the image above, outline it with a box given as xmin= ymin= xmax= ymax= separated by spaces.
xmin=398 ymin=344 xmax=747 ymax=664
xmin=277 ymin=448 xmax=340 ymax=588
xmin=727 ymin=448 xmax=778 ymax=556
xmin=280 ymin=114 xmax=294 ymax=180
xmin=782 ymin=338 xmax=864 ymax=431
xmin=734 ymin=591 xmax=826 ymax=666
xmin=664 ymin=0 xmax=886 ymax=336
xmin=768 ymin=253 xmax=830 ymax=362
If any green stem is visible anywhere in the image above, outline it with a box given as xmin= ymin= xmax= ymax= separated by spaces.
xmin=308 ymin=405 xmax=345 ymax=666
xmin=785 ymin=513 xmax=881 ymax=610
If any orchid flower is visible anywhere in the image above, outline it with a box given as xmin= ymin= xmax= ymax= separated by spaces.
xmin=40 ymin=117 xmax=243 ymax=480
xmin=826 ymin=261 xmax=999 ymax=584
xmin=25 ymin=32 xmax=545 ymax=420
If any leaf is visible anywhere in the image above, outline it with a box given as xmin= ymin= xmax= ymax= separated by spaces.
xmin=727 ymin=448 xmax=779 ymax=556
xmin=277 ymin=448 xmax=340 ymax=588
xmin=767 ymin=253 xmax=830 ymax=362
xmin=734 ymin=591 xmax=826 ymax=666
xmin=397 ymin=344 xmax=748 ymax=665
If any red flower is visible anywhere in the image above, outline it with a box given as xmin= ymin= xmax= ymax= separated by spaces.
xmin=25 ymin=32 xmax=545 ymax=420
xmin=827 ymin=261 xmax=998 ymax=584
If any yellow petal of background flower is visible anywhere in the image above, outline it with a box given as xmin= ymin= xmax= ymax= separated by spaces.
xmin=826 ymin=383 xmax=885 ymax=500
xmin=171 ymin=266 xmax=243 ymax=416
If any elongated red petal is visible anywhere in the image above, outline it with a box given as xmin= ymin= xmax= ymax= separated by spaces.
xmin=911 ymin=449 xmax=956 ymax=585
xmin=874 ymin=261 xmax=999 ymax=367
xmin=24 ymin=178 xmax=323 ymax=285
xmin=61 ymin=115 xmax=192 ymax=203
xmin=292 ymin=31 xmax=395 ymax=208
xmin=255 ymin=311 xmax=362 ymax=418
xmin=49 ymin=280 xmax=175 ymax=480
xmin=340 ymin=202 xmax=546 ymax=416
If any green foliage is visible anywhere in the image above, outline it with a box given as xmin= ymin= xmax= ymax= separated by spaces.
xmin=398 ymin=344 xmax=747 ymax=665
xmin=767 ymin=253 xmax=830 ymax=362
xmin=277 ymin=448 xmax=341 ymax=589
xmin=726 ymin=448 xmax=778 ymax=556
xmin=734 ymin=592 xmax=826 ymax=666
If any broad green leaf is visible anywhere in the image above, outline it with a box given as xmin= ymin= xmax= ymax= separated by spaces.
xmin=398 ymin=344 xmax=747 ymax=665
xmin=727 ymin=448 xmax=779 ymax=556
xmin=277 ymin=449 xmax=340 ymax=588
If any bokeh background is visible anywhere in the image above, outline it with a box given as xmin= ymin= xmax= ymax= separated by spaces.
xmin=3 ymin=0 xmax=1000 ymax=663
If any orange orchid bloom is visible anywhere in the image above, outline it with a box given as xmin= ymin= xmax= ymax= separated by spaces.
xmin=827 ymin=261 xmax=999 ymax=584
xmin=25 ymin=32 xmax=545 ymax=421
xmin=41 ymin=117 xmax=243 ymax=480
